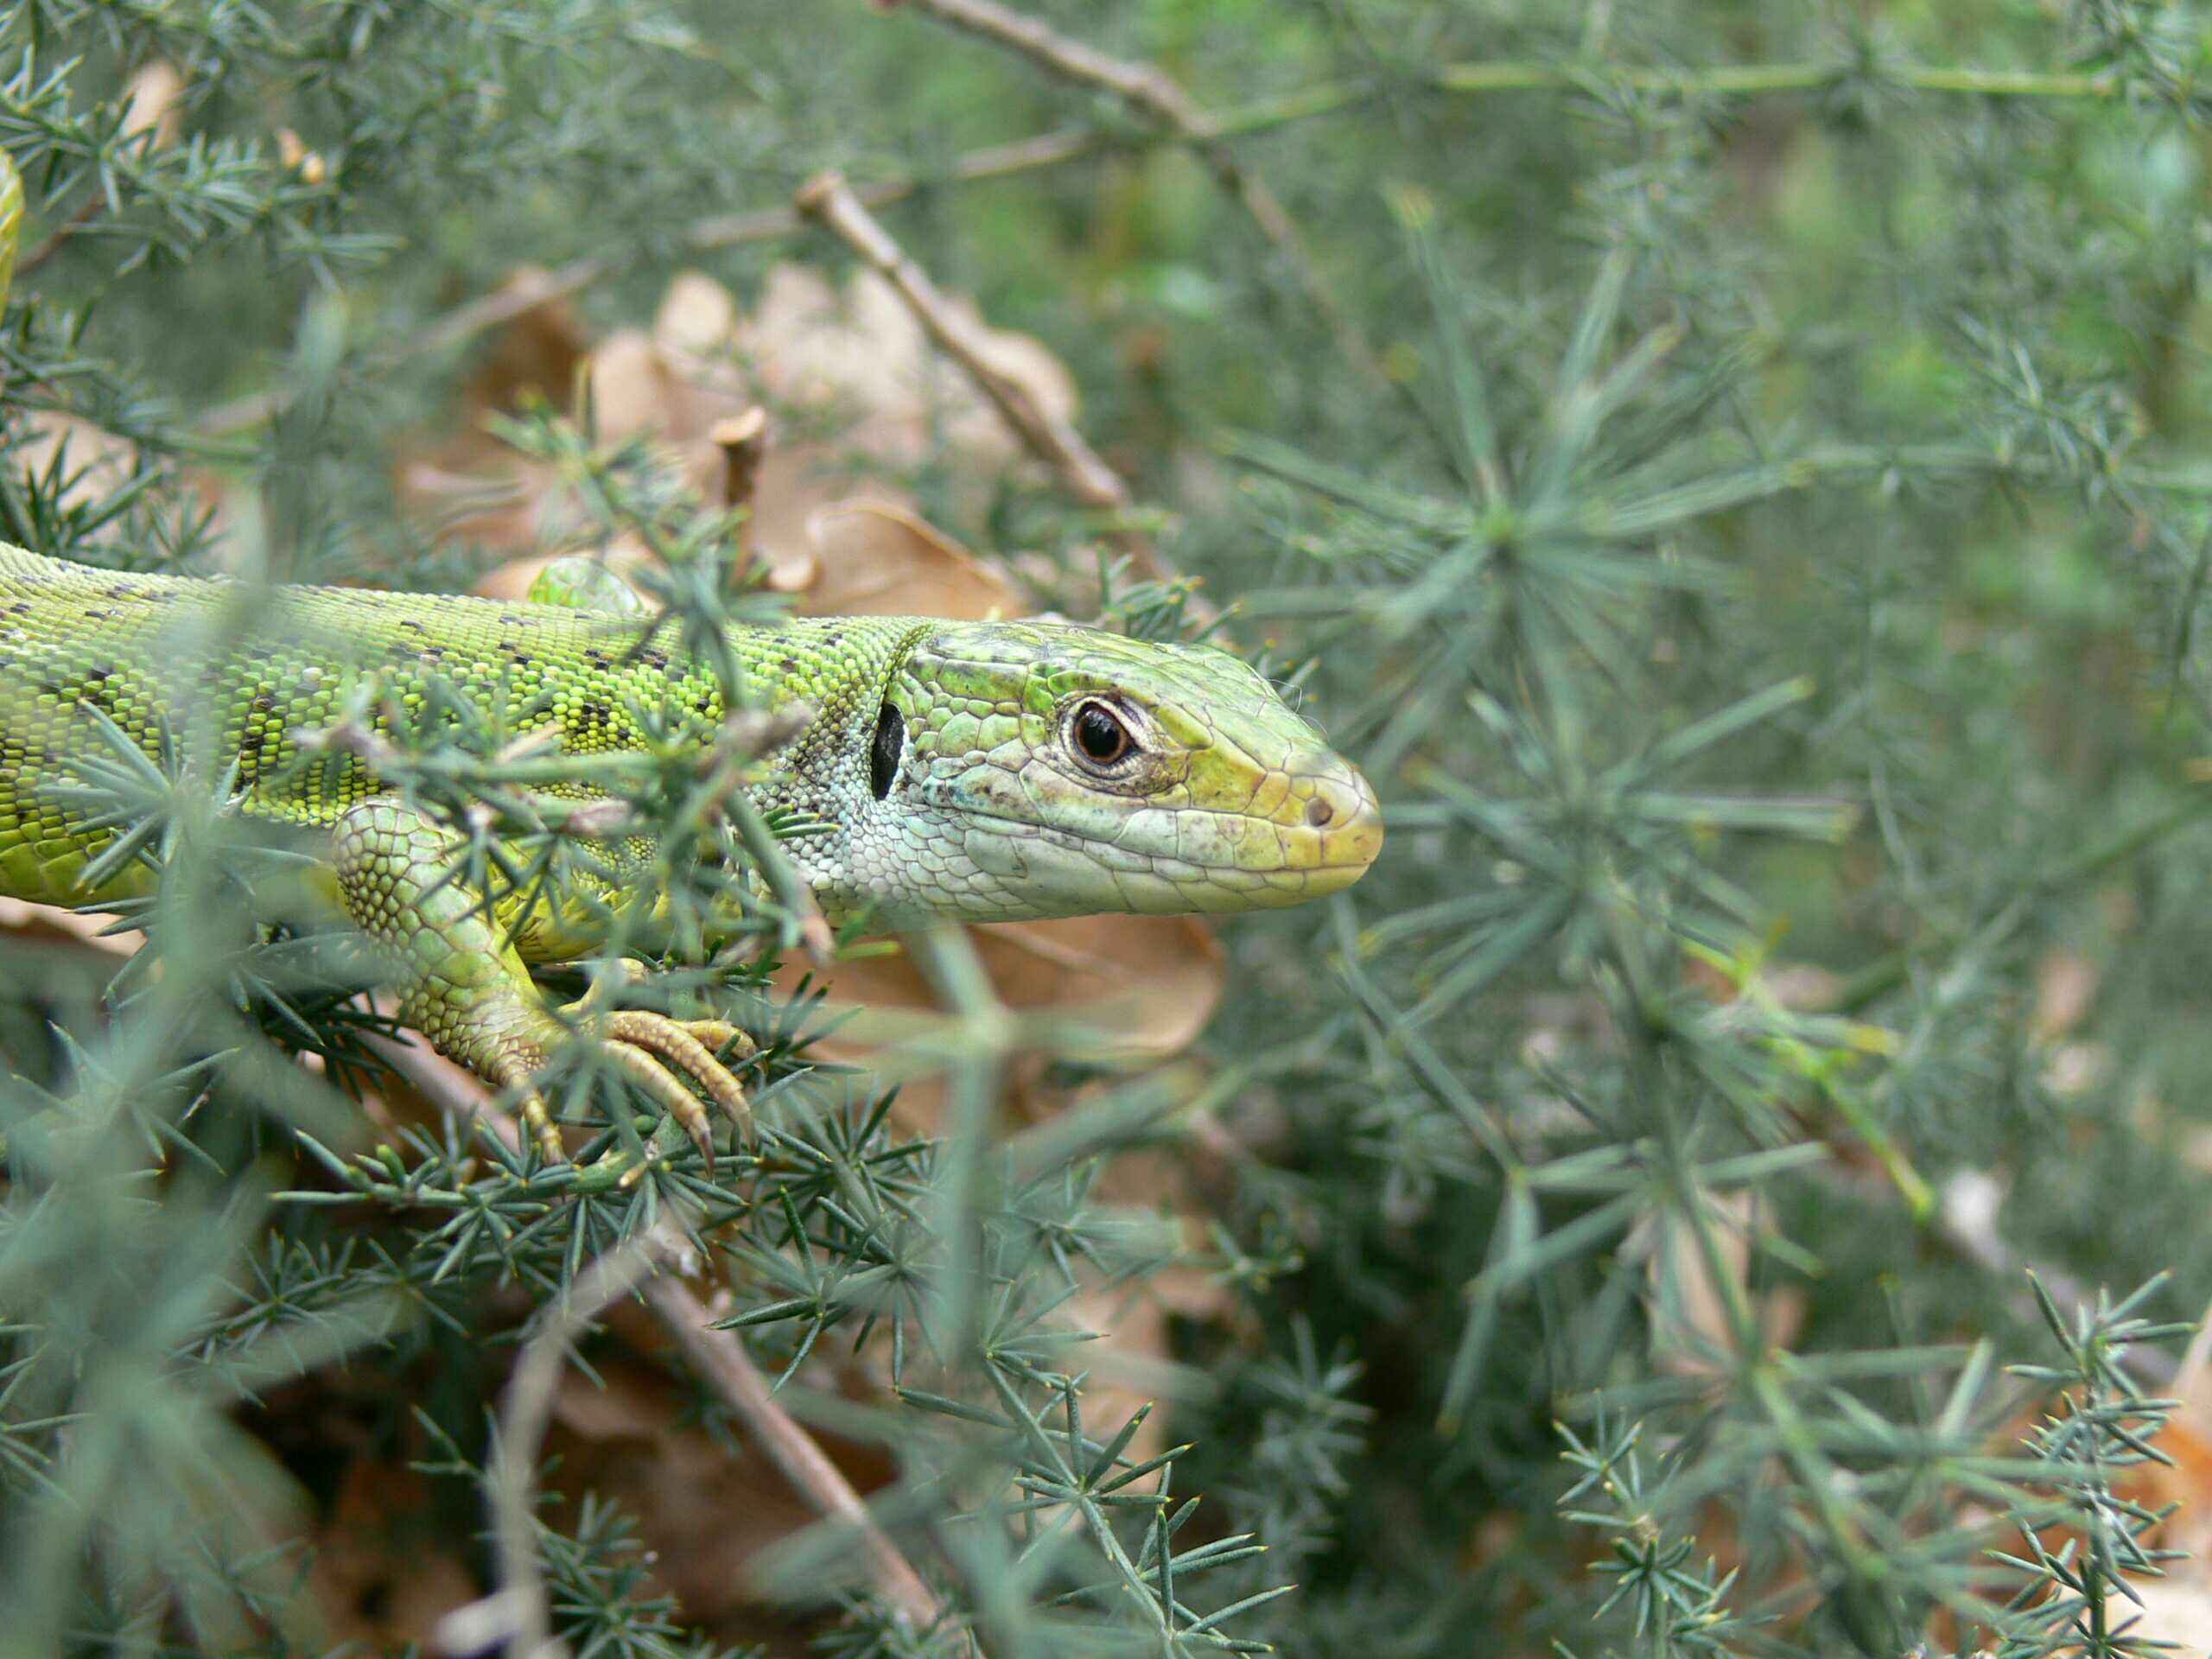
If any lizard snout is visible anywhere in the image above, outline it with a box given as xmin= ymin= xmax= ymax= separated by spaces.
xmin=1286 ymin=752 xmax=1384 ymax=895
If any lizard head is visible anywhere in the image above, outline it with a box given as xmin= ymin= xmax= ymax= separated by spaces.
xmin=836 ymin=620 xmax=1382 ymax=925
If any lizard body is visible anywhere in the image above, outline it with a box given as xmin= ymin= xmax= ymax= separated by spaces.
xmin=0 ymin=544 xmax=1380 ymax=1162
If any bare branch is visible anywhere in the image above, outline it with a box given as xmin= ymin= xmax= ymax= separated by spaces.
xmin=685 ymin=125 xmax=1107 ymax=252
xmin=882 ymin=0 xmax=1210 ymax=128
xmin=201 ymin=131 xmax=1111 ymax=438
xmin=795 ymin=169 xmax=1130 ymax=512
xmin=883 ymin=0 xmax=1388 ymax=385
xmin=190 ymin=51 xmax=2139 ymax=439
xmin=445 ymin=1227 xmax=673 ymax=1659
xmin=795 ymin=168 xmax=1219 ymax=618
xmin=367 ymin=1029 xmax=960 ymax=1641
xmin=642 ymin=1273 xmax=958 ymax=1641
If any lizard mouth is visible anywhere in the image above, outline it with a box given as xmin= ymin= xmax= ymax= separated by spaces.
xmin=954 ymin=761 xmax=1383 ymax=907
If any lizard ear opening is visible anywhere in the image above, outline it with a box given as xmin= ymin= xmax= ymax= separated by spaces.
xmin=869 ymin=700 xmax=905 ymax=799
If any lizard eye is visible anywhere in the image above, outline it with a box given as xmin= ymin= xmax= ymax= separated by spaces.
xmin=1067 ymin=700 xmax=1135 ymax=772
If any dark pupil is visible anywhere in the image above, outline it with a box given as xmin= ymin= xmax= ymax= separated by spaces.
xmin=1075 ymin=703 xmax=1128 ymax=765
xmin=870 ymin=701 xmax=904 ymax=799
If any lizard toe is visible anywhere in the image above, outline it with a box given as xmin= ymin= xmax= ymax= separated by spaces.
xmin=603 ymin=1010 xmax=754 ymax=1135
xmin=481 ymin=1052 xmax=569 ymax=1164
xmin=602 ymin=1039 xmax=719 ymax=1172
xmin=557 ymin=958 xmax=654 ymax=1019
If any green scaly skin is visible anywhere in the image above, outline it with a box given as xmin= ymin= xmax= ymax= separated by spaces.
xmin=0 ymin=546 xmax=1382 ymax=1165
xmin=0 ymin=151 xmax=1380 ymax=1166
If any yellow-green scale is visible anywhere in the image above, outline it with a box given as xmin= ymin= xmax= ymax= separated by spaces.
xmin=0 ymin=547 xmax=921 ymax=962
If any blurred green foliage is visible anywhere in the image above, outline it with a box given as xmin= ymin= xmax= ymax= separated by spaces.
xmin=10 ymin=1 xmax=2212 ymax=1655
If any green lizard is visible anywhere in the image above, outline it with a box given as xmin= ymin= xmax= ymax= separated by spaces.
xmin=0 ymin=544 xmax=1381 ymax=1165
xmin=0 ymin=138 xmax=1376 ymax=1167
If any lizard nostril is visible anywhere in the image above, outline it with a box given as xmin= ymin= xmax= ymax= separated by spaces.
xmin=1306 ymin=798 xmax=1334 ymax=828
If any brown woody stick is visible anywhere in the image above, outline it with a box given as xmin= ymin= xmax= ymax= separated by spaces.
xmin=791 ymin=169 xmax=1211 ymax=618
xmin=641 ymin=1274 xmax=951 ymax=1633
xmin=367 ymin=1032 xmax=957 ymax=1639
xmin=795 ymin=169 xmax=1131 ymax=512
xmin=461 ymin=1226 xmax=672 ymax=1659
xmin=202 ymin=130 xmax=1109 ymax=436
xmin=883 ymin=0 xmax=1388 ymax=385
xmin=711 ymin=406 xmax=771 ymax=521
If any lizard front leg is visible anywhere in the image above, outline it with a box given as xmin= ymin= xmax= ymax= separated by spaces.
xmin=330 ymin=798 xmax=753 ymax=1167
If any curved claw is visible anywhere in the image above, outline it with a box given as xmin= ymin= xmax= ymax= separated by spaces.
xmin=607 ymin=1041 xmax=719 ymax=1171
xmin=602 ymin=1011 xmax=753 ymax=1134
xmin=559 ymin=958 xmax=652 ymax=1019
xmin=672 ymin=1018 xmax=757 ymax=1068
xmin=515 ymin=1087 xmax=568 ymax=1166
xmin=496 ymin=1009 xmax=757 ymax=1177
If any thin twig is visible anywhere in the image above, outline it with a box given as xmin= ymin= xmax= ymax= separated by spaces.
xmin=1431 ymin=59 xmax=2122 ymax=99
xmin=642 ymin=1273 xmax=955 ymax=1638
xmin=17 ymin=195 xmax=102 ymax=279
xmin=366 ymin=1027 xmax=960 ymax=1639
xmin=886 ymin=0 xmax=1388 ymax=385
xmin=201 ymin=256 xmax=614 ymax=435
xmin=447 ymin=1227 xmax=677 ymax=1659
xmin=882 ymin=0 xmax=1213 ymax=122
xmin=795 ymin=169 xmax=1130 ymax=512
xmin=685 ymin=125 xmax=1106 ymax=252
xmin=194 ymin=53 xmax=2131 ymax=439
xmin=791 ymin=168 xmax=1209 ymax=618
xmin=412 ymin=255 xmax=610 ymax=362
xmin=200 ymin=131 xmax=1111 ymax=437
xmin=364 ymin=1025 xmax=519 ymax=1146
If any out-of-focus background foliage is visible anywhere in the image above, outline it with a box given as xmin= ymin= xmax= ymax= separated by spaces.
xmin=13 ymin=1 xmax=2212 ymax=1654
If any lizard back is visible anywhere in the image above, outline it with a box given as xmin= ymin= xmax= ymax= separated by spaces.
xmin=0 ymin=545 xmax=918 ymax=906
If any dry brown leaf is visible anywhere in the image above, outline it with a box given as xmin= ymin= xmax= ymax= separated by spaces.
xmin=122 ymin=61 xmax=185 ymax=149
xmin=726 ymin=262 xmax=1074 ymax=533
xmin=734 ymin=264 xmax=1075 ymax=461
xmin=780 ymin=915 xmax=1223 ymax=1125
xmin=542 ymin=1353 xmax=869 ymax=1624
xmin=466 ymin=268 xmax=591 ymax=416
xmin=10 ymin=411 xmax=243 ymax=568
xmin=654 ymin=270 xmax=742 ymax=359
xmin=804 ymin=500 xmax=1020 ymax=619
xmin=2127 ymin=1580 xmax=2212 ymax=1658
xmin=306 ymin=1459 xmax=478 ymax=1648
xmin=2033 ymin=948 xmax=2101 ymax=1040
xmin=13 ymin=412 xmax=137 ymax=526
xmin=1647 ymin=1190 xmax=1804 ymax=1376
xmin=0 ymin=897 xmax=137 ymax=953
xmin=399 ymin=260 xmax=1082 ymax=607
xmin=587 ymin=328 xmax=688 ymax=450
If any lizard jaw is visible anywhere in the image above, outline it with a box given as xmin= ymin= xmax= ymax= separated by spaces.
xmin=843 ymin=754 xmax=1383 ymax=925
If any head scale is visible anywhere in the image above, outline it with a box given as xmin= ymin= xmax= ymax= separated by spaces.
xmin=809 ymin=620 xmax=1382 ymax=925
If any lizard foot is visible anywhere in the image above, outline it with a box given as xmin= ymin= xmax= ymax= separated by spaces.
xmin=515 ymin=1012 xmax=758 ymax=1173
xmin=331 ymin=799 xmax=760 ymax=1180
